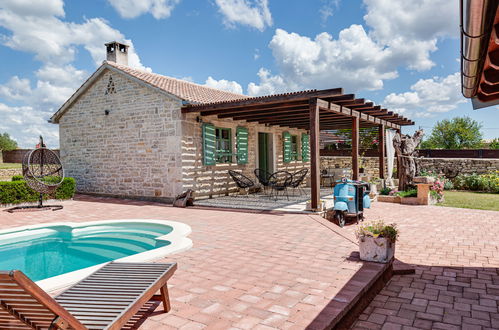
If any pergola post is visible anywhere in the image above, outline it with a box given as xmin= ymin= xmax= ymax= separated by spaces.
xmin=309 ymin=98 xmax=320 ymax=210
xmin=378 ymin=124 xmax=385 ymax=179
xmin=351 ymin=116 xmax=359 ymax=180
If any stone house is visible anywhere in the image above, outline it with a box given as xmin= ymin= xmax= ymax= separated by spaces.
xmin=50 ymin=42 xmax=313 ymax=202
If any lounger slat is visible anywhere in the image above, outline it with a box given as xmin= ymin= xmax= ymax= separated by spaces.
xmin=1 ymin=262 xmax=176 ymax=329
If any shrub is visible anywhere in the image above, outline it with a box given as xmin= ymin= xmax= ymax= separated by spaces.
xmin=452 ymin=172 xmax=499 ymax=193
xmin=395 ymin=189 xmax=418 ymax=198
xmin=356 ymin=220 xmax=399 ymax=243
xmin=379 ymin=187 xmax=391 ymax=195
xmin=0 ymin=177 xmax=76 ymax=205
xmin=11 ymin=175 xmax=24 ymax=181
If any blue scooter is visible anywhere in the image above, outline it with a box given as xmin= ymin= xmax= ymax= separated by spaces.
xmin=331 ymin=178 xmax=371 ymax=227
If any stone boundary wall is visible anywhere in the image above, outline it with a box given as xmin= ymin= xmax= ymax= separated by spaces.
xmin=320 ymin=156 xmax=499 ymax=178
xmin=321 ymin=156 xmax=394 ymax=179
xmin=2 ymin=149 xmax=60 ymax=163
xmin=416 ymin=157 xmax=499 ymax=175
xmin=0 ymin=168 xmax=22 ymax=181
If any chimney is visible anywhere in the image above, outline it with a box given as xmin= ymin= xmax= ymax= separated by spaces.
xmin=105 ymin=41 xmax=129 ymax=66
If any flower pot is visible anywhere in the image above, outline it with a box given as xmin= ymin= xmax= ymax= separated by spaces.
xmin=359 ymin=236 xmax=395 ymax=263
xmin=400 ymin=196 xmax=419 ymax=205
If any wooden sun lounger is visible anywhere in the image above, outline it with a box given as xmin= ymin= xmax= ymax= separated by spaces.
xmin=0 ymin=262 xmax=177 ymax=329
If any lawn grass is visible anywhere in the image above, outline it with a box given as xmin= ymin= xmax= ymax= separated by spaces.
xmin=437 ymin=191 xmax=499 ymax=211
xmin=0 ymin=163 xmax=21 ymax=169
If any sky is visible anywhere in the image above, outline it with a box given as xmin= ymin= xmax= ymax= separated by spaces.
xmin=0 ymin=0 xmax=497 ymax=148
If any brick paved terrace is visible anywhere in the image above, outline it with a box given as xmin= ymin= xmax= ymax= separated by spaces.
xmin=1 ymin=196 xmax=498 ymax=329
xmin=347 ymin=203 xmax=499 ymax=330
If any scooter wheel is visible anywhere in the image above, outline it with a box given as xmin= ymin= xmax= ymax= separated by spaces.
xmin=335 ymin=212 xmax=346 ymax=228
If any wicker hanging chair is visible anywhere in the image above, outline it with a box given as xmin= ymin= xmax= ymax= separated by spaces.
xmin=7 ymin=136 xmax=64 ymax=212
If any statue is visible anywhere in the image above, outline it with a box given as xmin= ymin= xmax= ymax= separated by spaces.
xmin=393 ymin=130 xmax=424 ymax=191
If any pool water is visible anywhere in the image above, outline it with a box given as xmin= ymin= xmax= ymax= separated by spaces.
xmin=0 ymin=222 xmax=173 ymax=281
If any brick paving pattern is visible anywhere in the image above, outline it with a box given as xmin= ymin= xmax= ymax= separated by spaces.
xmin=1 ymin=197 xmax=498 ymax=329
xmin=348 ymin=203 xmax=499 ymax=330
xmin=0 ymin=195 xmax=385 ymax=329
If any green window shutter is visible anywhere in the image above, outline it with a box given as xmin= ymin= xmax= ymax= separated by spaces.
xmin=283 ymin=131 xmax=292 ymax=163
xmin=236 ymin=127 xmax=249 ymax=164
xmin=302 ymin=133 xmax=310 ymax=162
xmin=202 ymin=123 xmax=216 ymax=165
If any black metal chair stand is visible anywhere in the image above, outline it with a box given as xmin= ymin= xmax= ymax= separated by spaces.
xmin=290 ymin=169 xmax=308 ymax=196
xmin=268 ymin=171 xmax=293 ymax=201
xmin=254 ymin=169 xmax=272 ymax=195
xmin=228 ymin=170 xmax=255 ymax=197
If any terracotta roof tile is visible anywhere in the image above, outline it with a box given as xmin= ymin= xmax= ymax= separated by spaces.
xmin=106 ymin=61 xmax=248 ymax=104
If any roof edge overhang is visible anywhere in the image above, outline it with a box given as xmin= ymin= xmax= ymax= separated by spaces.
xmin=460 ymin=0 xmax=499 ymax=99
xmin=49 ymin=62 xmax=183 ymax=124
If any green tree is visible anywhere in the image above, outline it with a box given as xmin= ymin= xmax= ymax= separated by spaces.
xmin=420 ymin=117 xmax=483 ymax=149
xmin=489 ymin=138 xmax=499 ymax=149
xmin=0 ymin=133 xmax=18 ymax=151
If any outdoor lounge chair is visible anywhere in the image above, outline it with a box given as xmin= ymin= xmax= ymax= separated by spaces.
xmin=228 ymin=170 xmax=255 ymax=196
xmin=0 ymin=261 xmax=176 ymax=329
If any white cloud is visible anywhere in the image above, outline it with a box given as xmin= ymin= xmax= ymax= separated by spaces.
xmin=383 ymin=72 xmax=466 ymax=117
xmin=248 ymin=26 xmax=398 ymax=95
xmin=0 ymin=103 xmax=59 ymax=148
xmin=215 ymin=0 xmax=272 ymax=31
xmin=319 ymin=0 xmax=340 ymax=25
xmin=107 ymin=0 xmax=181 ymax=19
xmin=205 ymin=76 xmax=243 ymax=95
xmin=247 ymin=0 xmax=458 ymax=95
xmin=0 ymin=0 xmax=151 ymax=147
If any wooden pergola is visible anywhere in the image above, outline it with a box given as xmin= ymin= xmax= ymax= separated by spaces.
xmin=182 ymin=88 xmax=414 ymax=210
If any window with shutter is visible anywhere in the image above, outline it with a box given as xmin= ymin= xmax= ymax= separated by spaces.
xmin=283 ymin=131 xmax=292 ymax=163
xmin=236 ymin=127 xmax=248 ymax=164
xmin=215 ymin=127 xmax=232 ymax=163
xmin=202 ymin=123 xmax=216 ymax=165
xmin=302 ymin=133 xmax=310 ymax=162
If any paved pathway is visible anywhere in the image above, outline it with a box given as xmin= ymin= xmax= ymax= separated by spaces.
xmin=0 ymin=195 xmax=385 ymax=330
xmin=347 ymin=203 xmax=499 ymax=330
xmin=1 ymin=197 xmax=498 ymax=329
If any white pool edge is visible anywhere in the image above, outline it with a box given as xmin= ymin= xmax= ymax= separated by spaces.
xmin=0 ymin=219 xmax=192 ymax=292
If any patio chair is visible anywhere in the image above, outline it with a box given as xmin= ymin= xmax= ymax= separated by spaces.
xmin=254 ymin=168 xmax=272 ymax=195
xmin=0 ymin=261 xmax=176 ymax=329
xmin=268 ymin=170 xmax=293 ymax=201
xmin=290 ymin=168 xmax=308 ymax=196
xmin=228 ymin=170 xmax=255 ymax=196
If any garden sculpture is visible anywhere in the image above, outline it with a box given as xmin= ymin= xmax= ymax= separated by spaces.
xmin=7 ymin=136 xmax=64 ymax=212
xmin=393 ymin=130 xmax=424 ymax=191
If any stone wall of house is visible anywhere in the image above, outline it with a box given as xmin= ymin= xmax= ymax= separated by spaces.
xmin=59 ymin=69 xmax=184 ymax=201
xmin=416 ymin=157 xmax=499 ymax=175
xmin=181 ymin=113 xmax=310 ymax=197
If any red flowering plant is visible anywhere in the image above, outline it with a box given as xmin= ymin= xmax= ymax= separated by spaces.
xmin=430 ymin=178 xmax=445 ymax=202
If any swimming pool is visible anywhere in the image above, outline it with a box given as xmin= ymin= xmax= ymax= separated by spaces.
xmin=0 ymin=219 xmax=192 ymax=290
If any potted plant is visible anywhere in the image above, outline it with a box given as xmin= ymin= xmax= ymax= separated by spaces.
xmin=356 ymin=221 xmax=398 ymax=263
xmin=396 ymin=188 xmax=418 ymax=205
xmin=377 ymin=187 xmax=401 ymax=203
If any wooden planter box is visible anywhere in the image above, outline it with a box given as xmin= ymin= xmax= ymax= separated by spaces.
xmin=377 ymin=195 xmax=401 ymax=203
xmin=359 ymin=236 xmax=395 ymax=263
